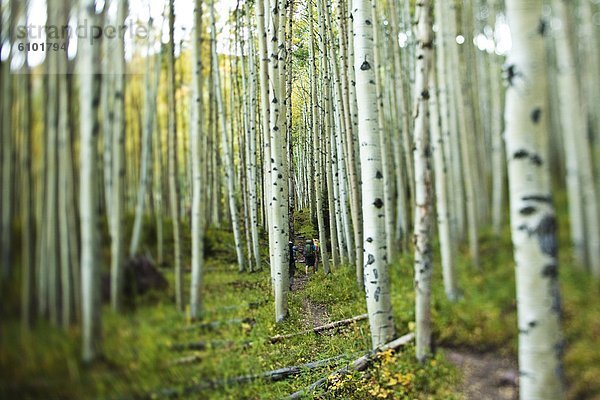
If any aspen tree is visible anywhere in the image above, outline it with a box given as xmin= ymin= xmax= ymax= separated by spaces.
xmin=267 ymin=0 xmax=291 ymax=321
xmin=308 ymin=0 xmax=331 ymax=275
xmin=346 ymin=0 xmax=365 ymax=288
xmin=20 ymin=0 xmax=35 ymax=329
xmin=317 ymin=0 xmax=340 ymax=269
xmin=244 ymin=3 xmax=261 ymax=272
xmin=57 ymin=24 xmax=73 ymax=327
xmin=45 ymin=0 xmax=60 ymax=326
xmin=167 ymin=0 xmax=183 ymax=311
xmin=448 ymin=0 xmax=480 ymax=268
xmin=130 ymin=28 xmax=161 ymax=257
xmin=79 ymin=0 xmax=102 ymax=362
xmin=0 ymin=0 xmax=13 ymax=280
xmin=552 ymin=0 xmax=600 ymax=275
xmin=110 ymin=0 xmax=127 ymax=312
xmin=255 ymin=0 xmax=271 ymax=272
xmin=371 ymin=1 xmax=395 ymax=262
xmin=190 ymin=0 xmax=205 ymax=319
xmin=353 ymin=0 xmax=395 ymax=348
xmin=430 ymin=50 xmax=458 ymax=301
xmin=488 ymin=0 xmax=506 ymax=236
xmin=504 ymin=0 xmax=565 ymax=397
xmin=210 ymin=1 xmax=246 ymax=273
xmin=413 ymin=0 xmax=434 ymax=361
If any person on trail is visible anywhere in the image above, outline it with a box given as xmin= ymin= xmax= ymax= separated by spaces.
xmin=289 ymin=241 xmax=296 ymax=290
xmin=304 ymin=239 xmax=316 ymax=274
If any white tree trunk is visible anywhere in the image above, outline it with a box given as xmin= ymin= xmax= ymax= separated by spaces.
xmin=430 ymin=53 xmax=458 ymax=302
xmin=504 ymin=0 xmax=565 ymax=397
xmin=209 ymin=2 xmax=246 ymax=273
xmin=245 ymin=5 xmax=261 ymax=272
xmin=79 ymin=0 xmax=102 ymax=362
xmin=308 ymin=0 xmax=331 ymax=275
xmin=267 ymin=0 xmax=290 ymax=322
xmin=130 ymin=35 xmax=161 ymax=257
xmin=110 ymin=0 xmax=127 ymax=312
xmin=190 ymin=0 xmax=205 ymax=320
xmin=553 ymin=0 xmax=600 ymax=275
xmin=413 ymin=0 xmax=434 ymax=361
xmin=256 ymin=0 xmax=271 ymax=273
xmin=167 ymin=0 xmax=183 ymax=311
xmin=353 ymin=0 xmax=394 ymax=349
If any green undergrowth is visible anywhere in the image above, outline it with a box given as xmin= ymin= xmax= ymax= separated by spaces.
xmin=1 ymin=200 xmax=599 ymax=399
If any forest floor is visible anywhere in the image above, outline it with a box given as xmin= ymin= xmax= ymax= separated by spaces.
xmin=445 ymin=348 xmax=518 ymax=400
xmin=293 ymin=263 xmax=519 ymax=400
xmin=1 ymin=202 xmax=599 ymax=399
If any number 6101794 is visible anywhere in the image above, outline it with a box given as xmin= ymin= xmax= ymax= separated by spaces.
xmin=18 ymin=42 xmax=67 ymax=52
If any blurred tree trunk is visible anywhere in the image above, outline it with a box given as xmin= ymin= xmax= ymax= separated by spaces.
xmin=413 ymin=0 xmax=434 ymax=361
xmin=79 ymin=0 xmax=103 ymax=363
xmin=190 ymin=0 xmax=205 ymax=320
xmin=167 ymin=0 xmax=183 ymax=311
xmin=504 ymin=0 xmax=565 ymax=396
xmin=553 ymin=0 xmax=600 ymax=276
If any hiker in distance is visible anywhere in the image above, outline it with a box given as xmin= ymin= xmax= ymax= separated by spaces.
xmin=304 ymin=239 xmax=318 ymax=274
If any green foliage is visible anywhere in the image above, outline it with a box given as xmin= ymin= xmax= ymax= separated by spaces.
xmin=293 ymin=208 xmax=318 ymax=239
xmin=1 ymin=203 xmax=598 ymax=399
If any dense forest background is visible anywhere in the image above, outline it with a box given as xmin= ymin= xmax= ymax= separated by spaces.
xmin=0 ymin=0 xmax=599 ymax=398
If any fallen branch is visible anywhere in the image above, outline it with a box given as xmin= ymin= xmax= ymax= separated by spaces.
xmin=179 ymin=317 xmax=255 ymax=332
xmin=166 ymin=355 xmax=202 ymax=366
xmin=286 ymin=332 xmax=415 ymax=399
xmin=170 ymin=339 xmax=250 ymax=352
xmin=269 ymin=314 xmax=368 ymax=343
xmin=140 ymin=355 xmax=348 ymax=399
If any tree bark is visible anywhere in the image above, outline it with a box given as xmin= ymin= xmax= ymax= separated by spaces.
xmin=353 ymin=0 xmax=395 ymax=349
xmin=504 ymin=0 xmax=565 ymax=397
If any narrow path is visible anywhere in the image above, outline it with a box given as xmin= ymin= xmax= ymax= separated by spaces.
xmin=291 ymin=268 xmax=329 ymax=329
xmin=445 ymin=348 xmax=518 ymax=400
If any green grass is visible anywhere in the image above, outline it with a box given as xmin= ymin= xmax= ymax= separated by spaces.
xmin=1 ymin=201 xmax=599 ymax=399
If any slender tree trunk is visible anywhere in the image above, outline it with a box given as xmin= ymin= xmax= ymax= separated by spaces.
xmin=0 ymin=0 xmax=13 ymax=280
xmin=413 ymin=0 xmax=434 ymax=361
xmin=130 ymin=37 xmax=161 ymax=256
xmin=210 ymin=1 xmax=246 ymax=273
xmin=190 ymin=0 xmax=205 ymax=320
xmin=167 ymin=0 xmax=183 ymax=311
xmin=79 ymin=0 xmax=102 ymax=362
xmin=346 ymin=0 xmax=364 ymax=287
xmin=504 ymin=0 xmax=565 ymax=397
xmin=553 ymin=0 xmax=600 ymax=275
xmin=256 ymin=0 xmax=271 ymax=273
xmin=371 ymin=1 xmax=395 ymax=262
xmin=430 ymin=54 xmax=458 ymax=302
xmin=246 ymin=7 xmax=261 ymax=272
xmin=267 ymin=0 xmax=290 ymax=321
xmin=353 ymin=0 xmax=395 ymax=349
xmin=109 ymin=0 xmax=127 ymax=312
xmin=308 ymin=0 xmax=330 ymax=275
xmin=20 ymin=27 xmax=35 ymax=329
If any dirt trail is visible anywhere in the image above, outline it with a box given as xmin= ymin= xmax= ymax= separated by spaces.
xmin=445 ymin=348 xmax=518 ymax=400
xmin=291 ymin=270 xmax=329 ymax=330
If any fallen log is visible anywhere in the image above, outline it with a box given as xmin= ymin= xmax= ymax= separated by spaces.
xmin=140 ymin=355 xmax=348 ymax=399
xmin=179 ymin=317 xmax=256 ymax=332
xmin=286 ymin=332 xmax=415 ymax=399
xmin=169 ymin=339 xmax=250 ymax=352
xmin=166 ymin=355 xmax=202 ymax=367
xmin=170 ymin=314 xmax=367 ymax=353
xmin=269 ymin=314 xmax=368 ymax=343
